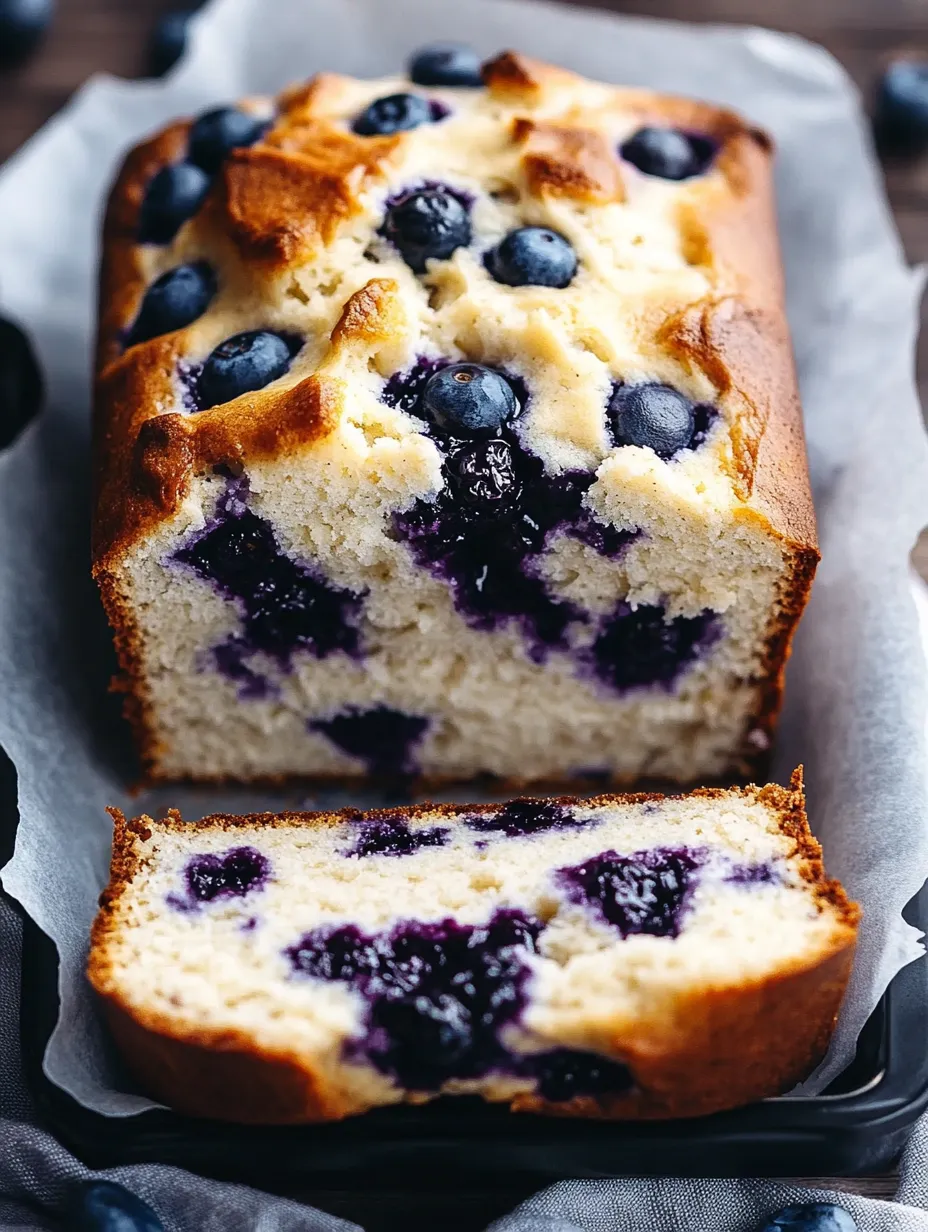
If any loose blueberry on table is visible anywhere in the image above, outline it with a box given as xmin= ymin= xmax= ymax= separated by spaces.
xmin=137 ymin=162 xmax=211 ymax=244
xmin=0 ymin=315 xmax=43 ymax=450
xmin=409 ymin=42 xmax=483 ymax=88
xmin=0 ymin=0 xmax=54 ymax=68
xmin=127 ymin=261 xmax=216 ymax=346
xmin=874 ymin=59 xmax=928 ymax=155
xmin=147 ymin=8 xmax=196 ymax=77
xmin=381 ymin=186 xmax=472 ymax=272
xmin=620 ymin=126 xmax=716 ymax=181
xmin=72 ymin=1179 xmax=164 ymax=1232
xmin=487 ymin=226 xmax=578 ymax=288
xmin=607 ymin=382 xmax=697 ymax=458
xmin=197 ymin=329 xmax=296 ymax=408
xmin=188 ymin=105 xmax=271 ymax=174
xmin=353 ymin=92 xmax=439 ymax=136
xmin=758 ymin=1203 xmax=857 ymax=1232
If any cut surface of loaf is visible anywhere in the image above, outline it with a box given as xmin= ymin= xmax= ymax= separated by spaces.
xmin=92 ymin=50 xmax=817 ymax=786
xmin=89 ymin=770 xmax=858 ymax=1123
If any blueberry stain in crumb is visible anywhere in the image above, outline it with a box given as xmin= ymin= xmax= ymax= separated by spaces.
xmin=388 ymin=360 xmax=638 ymax=660
xmin=620 ymin=126 xmax=716 ymax=181
xmin=558 ymin=846 xmax=703 ymax=938
xmin=467 ymin=800 xmax=588 ymax=838
xmin=287 ymin=910 xmax=631 ymax=1096
xmin=345 ymin=815 xmax=449 ymax=858
xmin=590 ymin=601 xmax=720 ymax=694
xmin=184 ymin=846 xmax=270 ymax=903
xmin=310 ymin=705 xmax=429 ymax=776
xmin=174 ymin=487 xmax=365 ymax=679
xmin=409 ymin=43 xmax=483 ymax=88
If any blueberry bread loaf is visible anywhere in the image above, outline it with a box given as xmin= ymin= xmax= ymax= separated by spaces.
xmin=92 ymin=49 xmax=818 ymax=785
xmin=89 ymin=770 xmax=857 ymax=1123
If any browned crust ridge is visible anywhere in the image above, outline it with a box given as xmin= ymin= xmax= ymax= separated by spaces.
xmin=88 ymin=769 xmax=859 ymax=1124
xmin=91 ymin=50 xmax=818 ymax=784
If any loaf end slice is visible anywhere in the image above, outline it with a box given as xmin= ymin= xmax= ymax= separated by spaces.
xmin=89 ymin=769 xmax=858 ymax=1123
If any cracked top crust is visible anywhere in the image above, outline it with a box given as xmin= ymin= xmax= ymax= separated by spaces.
xmin=92 ymin=51 xmax=816 ymax=574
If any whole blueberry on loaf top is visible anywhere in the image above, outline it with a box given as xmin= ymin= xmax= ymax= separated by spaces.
xmin=92 ymin=50 xmax=817 ymax=787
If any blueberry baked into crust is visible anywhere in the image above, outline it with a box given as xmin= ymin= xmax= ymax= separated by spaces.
xmin=88 ymin=770 xmax=858 ymax=1123
xmin=93 ymin=51 xmax=818 ymax=786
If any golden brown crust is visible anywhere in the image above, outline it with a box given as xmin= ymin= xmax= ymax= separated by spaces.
xmin=512 ymin=118 xmax=626 ymax=204
xmin=92 ymin=54 xmax=818 ymax=787
xmin=89 ymin=772 xmax=859 ymax=1123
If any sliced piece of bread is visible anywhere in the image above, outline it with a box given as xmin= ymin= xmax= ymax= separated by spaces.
xmin=89 ymin=769 xmax=858 ymax=1123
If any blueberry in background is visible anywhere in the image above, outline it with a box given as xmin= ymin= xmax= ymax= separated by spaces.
xmin=137 ymin=162 xmax=211 ymax=244
xmin=421 ymin=363 xmax=518 ymax=437
xmin=382 ymin=187 xmax=472 ymax=272
xmin=73 ymin=1179 xmax=164 ymax=1232
xmin=353 ymin=92 xmax=435 ymax=137
xmin=874 ymin=59 xmax=928 ymax=155
xmin=0 ymin=314 xmax=43 ymax=449
xmin=127 ymin=262 xmax=217 ymax=346
xmin=147 ymin=8 xmax=197 ymax=77
xmin=198 ymin=329 xmax=296 ymax=409
xmin=409 ymin=42 xmax=483 ymax=88
xmin=188 ymin=106 xmax=271 ymax=175
xmin=0 ymin=0 xmax=54 ymax=68
xmin=607 ymin=382 xmax=696 ymax=459
xmin=620 ymin=126 xmax=716 ymax=181
xmin=758 ymin=1202 xmax=857 ymax=1232
xmin=487 ymin=227 xmax=577 ymax=288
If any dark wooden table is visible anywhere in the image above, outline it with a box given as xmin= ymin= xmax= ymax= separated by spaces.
xmin=0 ymin=0 xmax=921 ymax=1223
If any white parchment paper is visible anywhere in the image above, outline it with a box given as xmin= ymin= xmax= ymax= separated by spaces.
xmin=1 ymin=0 xmax=927 ymax=1117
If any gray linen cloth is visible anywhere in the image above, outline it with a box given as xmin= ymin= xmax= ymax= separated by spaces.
xmin=0 ymin=898 xmax=925 ymax=1232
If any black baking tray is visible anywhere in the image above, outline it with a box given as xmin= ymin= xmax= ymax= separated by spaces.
xmin=8 ymin=742 xmax=928 ymax=1186
xmin=14 ymin=882 xmax=928 ymax=1184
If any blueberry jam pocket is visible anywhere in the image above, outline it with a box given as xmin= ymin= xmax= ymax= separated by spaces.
xmin=180 ymin=846 xmax=270 ymax=906
xmin=558 ymin=847 xmax=703 ymax=938
xmin=466 ymin=800 xmax=590 ymax=837
xmin=286 ymin=911 xmax=631 ymax=1097
xmin=173 ymin=486 xmax=365 ymax=689
xmin=309 ymin=706 xmax=429 ymax=777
